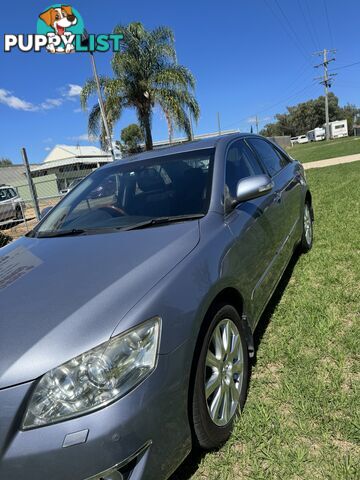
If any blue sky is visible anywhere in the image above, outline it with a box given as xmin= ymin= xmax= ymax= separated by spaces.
xmin=0 ymin=0 xmax=359 ymax=164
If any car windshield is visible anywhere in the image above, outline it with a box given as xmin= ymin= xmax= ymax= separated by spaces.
xmin=33 ymin=148 xmax=214 ymax=236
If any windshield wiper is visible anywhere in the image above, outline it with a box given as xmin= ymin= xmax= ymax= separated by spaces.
xmin=123 ymin=214 xmax=205 ymax=231
xmin=35 ymin=228 xmax=88 ymax=238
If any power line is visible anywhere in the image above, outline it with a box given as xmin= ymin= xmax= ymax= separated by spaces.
xmin=297 ymin=0 xmax=318 ymax=52
xmin=330 ymin=60 xmax=360 ymax=71
xmin=223 ymin=81 xmax=318 ymax=131
xmin=304 ymin=0 xmax=321 ymax=50
xmin=323 ymin=0 xmax=334 ymax=49
xmin=263 ymin=0 xmax=312 ymax=67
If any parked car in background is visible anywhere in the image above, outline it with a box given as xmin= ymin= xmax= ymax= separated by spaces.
xmin=60 ymin=177 xmax=85 ymax=196
xmin=307 ymin=127 xmax=325 ymax=142
xmin=0 ymin=185 xmax=25 ymax=223
xmin=297 ymin=135 xmax=309 ymax=144
xmin=0 ymin=134 xmax=314 ymax=480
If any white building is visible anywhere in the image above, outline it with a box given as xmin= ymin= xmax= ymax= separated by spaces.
xmin=31 ymin=145 xmax=112 ymax=192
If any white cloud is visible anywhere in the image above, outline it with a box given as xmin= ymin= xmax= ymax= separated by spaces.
xmin=73 ymin=107 xmax=83 ymax=113
xmin=44 ymin=147 xmax=52 ymax=151
xmin=40 ymin=98 xmax=64 ymax=110
xmin=0 ymin=88 xmax=36 ymax=111
xmin=0 ymin=83 xmax=82 ymax=113
xmin=42 ymin=137 xmax=53 ymax=143
xmin=66 ymin=84 xmax=82 ymax=97
xmin=68 ymin=133 xmax=97 ymax=142
xmin=247 ymin=115 xmax=272 ymax=124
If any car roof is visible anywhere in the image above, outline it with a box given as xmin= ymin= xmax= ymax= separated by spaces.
xmin=106 ymin=133 xmax=264 ymax=169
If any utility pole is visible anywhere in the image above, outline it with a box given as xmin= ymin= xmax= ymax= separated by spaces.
xmin=313 ymin=48 xmax=337 ymax=141
xmin=90 ymin=53 xmax=116 ymax=161
xmin=21 ymin=148 xmax=40 ymax=221
xmin=255 ymin=115 xmax=259 ymax=134
xmin=217 ymin=112 xmax=222 ymax=136
xmin=82 ymin=31 xmax=116 ymax=161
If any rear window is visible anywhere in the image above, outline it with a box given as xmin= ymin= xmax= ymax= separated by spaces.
xmin=246 ymin=138 xmax=284 ymax=176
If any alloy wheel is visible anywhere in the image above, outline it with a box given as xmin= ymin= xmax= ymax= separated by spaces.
xmin=204 ymin=319 xmax=244 ymax=426
xmin=304 ymin=204 xmax=312 ymax=245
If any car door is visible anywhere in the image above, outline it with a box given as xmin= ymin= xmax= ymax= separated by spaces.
xmin=7 ymin=188 xmax=18 ymax=218
xmin=0 ymin=189 xmax=12 ymax=221
xmin=270 ymin=144 xmax=304 ymax=242
xmin=245 ymin=138 xmax=299 ymax=303
xmin=223 ymin=139 xmax=281 ymax=324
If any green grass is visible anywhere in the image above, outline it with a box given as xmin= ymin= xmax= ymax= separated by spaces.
xmin=286 ymin=136 xmax=360 ymax=163
xmin=178 ymin=162 xmax=360 ymax=480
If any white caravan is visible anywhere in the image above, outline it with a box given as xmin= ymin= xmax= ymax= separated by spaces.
xmin=325 ymin=120 xmax=348 ymax=139
xmin=307 ymin=127 xmax=326 ymax=142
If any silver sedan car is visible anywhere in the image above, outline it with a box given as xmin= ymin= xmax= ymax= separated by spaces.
xmin=0 ymin=185 xmax=25 ymax=223
xmin=0 ymin=134 xmax=313 ymax=480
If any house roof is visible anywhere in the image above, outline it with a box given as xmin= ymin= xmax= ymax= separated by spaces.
xmin=0 ymin=166 xmax=27 ymax=187
xmin=31 ymin=157 xmax=111 ymax=172
xmin=43 ymin=145 xmax=111 ymax=164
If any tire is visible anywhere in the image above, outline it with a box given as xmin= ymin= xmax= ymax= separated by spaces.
xmin=192 ymin=305 xmax=249 ymax=450
xmin=15 ymin=206 xmax=23 ymax=220
xmin=300 ymin=201 xmax=313 ymax=253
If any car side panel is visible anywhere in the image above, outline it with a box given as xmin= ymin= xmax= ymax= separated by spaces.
xmin=0 ymin=191 xmax=13 ymax=220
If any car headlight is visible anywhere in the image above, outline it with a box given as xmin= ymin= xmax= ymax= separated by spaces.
xmin=22 ymin=318 xmax=161 ymax=429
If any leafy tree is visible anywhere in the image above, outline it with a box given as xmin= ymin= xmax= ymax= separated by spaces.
xmin=0 ymin=158 xmax=13 ymax=167
xmin=341 ymin=103 xmax=360 ymax=135
xmin=260 ymin=93 xmax=348 ymax=137
xmin=81 ymin=22 xmax=200 ymax=150
xmin=119 ymin=124 xmax=144 ymax=156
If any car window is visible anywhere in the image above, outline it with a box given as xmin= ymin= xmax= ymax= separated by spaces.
xmin=36 ymin=149 xmax=215 ymax=234
xmin=5 ymin=189 xmax=13 ymax=200
xmin=0 ymin=189 xmax=6 ymax=201
xmin=273 ymin=146 xmax=292 ymax=168
xmin=246 ymin=138 xmax=284 ymax=176
xmin=8 ymin=188 xmax=16 ymax=198
xmin=225 ymin=140 xmax=264 ymax=197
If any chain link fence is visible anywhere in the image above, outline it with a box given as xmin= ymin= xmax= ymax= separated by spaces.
xmin=0 ymin=151 xmax=104 ymax=248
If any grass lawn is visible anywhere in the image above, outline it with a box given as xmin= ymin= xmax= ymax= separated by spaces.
xmin=174 ymin=162 xmax=360 ymax=480
xmin=286 ymin=136 xmax=360 ymax=163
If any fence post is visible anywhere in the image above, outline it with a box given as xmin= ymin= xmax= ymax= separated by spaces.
xmin=21 ymin=147 xmax=41 ymax=221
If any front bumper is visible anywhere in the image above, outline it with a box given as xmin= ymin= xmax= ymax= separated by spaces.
xmin=0 ymin=341 xmax=191 ymax=480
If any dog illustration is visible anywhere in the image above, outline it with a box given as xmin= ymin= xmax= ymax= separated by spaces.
xmin=39 ymin=5 xmax=78 ymax=53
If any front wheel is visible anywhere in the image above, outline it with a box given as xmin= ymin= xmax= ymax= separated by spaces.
xmin=191 ymin=305 xmax=249 ymax=450
xmin=300 ymin=201 xmax=313 ymax=252
xmin=15 ymin=206 xmax=23 ymax=220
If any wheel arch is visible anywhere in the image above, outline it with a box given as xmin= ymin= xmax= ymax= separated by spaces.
xmin=187 ymin=286 xmax=253 ymax=442
xmin=194 ymin=287 xmax=254 ymax=366
xmin=305 ymin=190 xmax=314 ymax=220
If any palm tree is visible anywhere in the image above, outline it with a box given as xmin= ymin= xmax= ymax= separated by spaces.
xmin=81 ymin=22 xmax=200 ymax=150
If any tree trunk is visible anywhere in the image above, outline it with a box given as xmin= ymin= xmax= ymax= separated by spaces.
xmin=165 ymin=111 xmax=173 ymax=144
xmin=141 ymin=112 xmax=153 ymax=151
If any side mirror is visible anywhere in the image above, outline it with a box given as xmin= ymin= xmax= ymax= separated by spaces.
xmin=40 ymin=206 xmax=53 ymax=219
xmin=232 ymin=174 xmax=273 ymax=209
